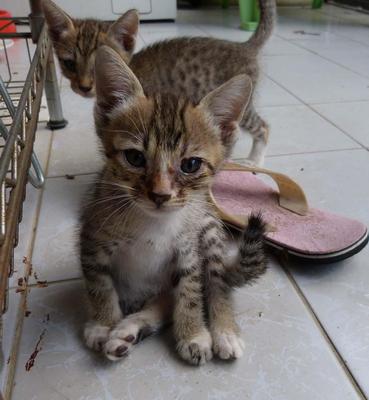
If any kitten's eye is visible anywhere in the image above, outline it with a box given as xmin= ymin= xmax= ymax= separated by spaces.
xmin=181 ymin=157 xmax=202 ymax=174
xmin=62 ymin=59 xmax=76 ymax=72
xmin=124 ymin=149 xmax=146 ymax=168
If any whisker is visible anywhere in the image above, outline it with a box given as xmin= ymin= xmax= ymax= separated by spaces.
xmin=98 ymin=199 xmax=133 ymax=231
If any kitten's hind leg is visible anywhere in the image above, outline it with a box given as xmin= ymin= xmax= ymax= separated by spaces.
xmin=206 ymin=214 xmax=267 ymax=359
xmin=209 ymin=292 xmax=245 ymax=360
xmin=241 ymin=106 xmax=269 ymax=166
xmin=104 ymin=294 xmax=172 ymax=361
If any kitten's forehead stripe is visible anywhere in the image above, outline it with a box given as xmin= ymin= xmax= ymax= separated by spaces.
xmin=75 ymin=20 xmax=108 ymax=57
xmin=149 ymin=95 xmax=189 ymax=152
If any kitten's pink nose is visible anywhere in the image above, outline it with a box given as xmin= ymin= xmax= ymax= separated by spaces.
xmin=148 ymin=192 xmax=171 ymax=207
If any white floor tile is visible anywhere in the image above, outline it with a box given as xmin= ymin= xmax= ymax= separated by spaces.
xmin=275 ymin=7 xmax=337 ymax=40
xmin=30 ymin=175 xmax=95 ymax=284
xmin=195 ymin=24 xmax=306 ymax=55
xmin=257 ymin=149 xmax=369 ymax=396
xmin=313 ymin=101 xmax=369 ymax=148
xmin=290 ymin=34 xmax=369 ymax=79
xmin=140 ymin=25 xmax=207 ymax=45
xmin=287 ymin=246 xmax=369 ymax=397
xmin=331 ymin=24 xmax=369 ymax=47
xmin=177 ymin=7 xmax=241 ymax=27
xmin=264 ymin=53 xmax=369 ymax=104
xmin=47 ymin=89 xmax=103 ymax=177
xmin=12 ymin=262 xmax=360 ymax=400
xmin=255 ymin=75 xmax=302 ymax=107
xmin=290 ymin=33 xmax=369 ymax=53
xmin=232 ymin=104 xmax=359 ymax=160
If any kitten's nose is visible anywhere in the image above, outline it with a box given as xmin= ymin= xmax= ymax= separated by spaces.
xmin=148 ymin=192 xmax=171 ymax=207
xmin=79 ymin=85 xmax=92 ymax=93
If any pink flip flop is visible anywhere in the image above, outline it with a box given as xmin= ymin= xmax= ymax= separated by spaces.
xmin=211 ymin=162 xmax=368 ymax=263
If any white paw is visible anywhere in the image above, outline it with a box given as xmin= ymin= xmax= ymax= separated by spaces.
xmin=177 ymin=330 xmax=213 ymax=366
xmin=212 ymin=331 xmax=245 ymax=360
xmin=84 ymin=321 xmax=110 ymax=352
xmin=104 ymin=318 xmax=153 ymax=362
xmin=104 ymin=338 xmax=133 ymax=361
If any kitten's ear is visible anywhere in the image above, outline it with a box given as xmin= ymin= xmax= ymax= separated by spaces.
xmin=199 ymin=74 xmax=253 ymax=150
xmin=95 ymin=45 xmax=144 ymax=114
xmin=108 ymin=9 xmax=139 ymax=54
xmin=42 ymin=0 xmax=75 ymax=41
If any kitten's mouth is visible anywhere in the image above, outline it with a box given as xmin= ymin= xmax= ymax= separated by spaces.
xmin=77 ymin=89 xmax=95 ymax=98
xmin=137 ymin=201 xmax=183 ymax=217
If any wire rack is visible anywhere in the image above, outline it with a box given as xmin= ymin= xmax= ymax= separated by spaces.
xmin=0 ymin=17 xmax=51 ymax=314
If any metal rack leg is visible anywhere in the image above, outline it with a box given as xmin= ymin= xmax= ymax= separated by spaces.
xmin=44 ymin=50 xmax=68 ymax=130
xmin=29 ymin=0 xmax=67 ymax=130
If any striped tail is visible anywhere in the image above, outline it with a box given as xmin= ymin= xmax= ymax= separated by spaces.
xmin=223 ymin=213 xmax=268 ymax=288
xmin=245 ymin=0 xmax=276 ymax=50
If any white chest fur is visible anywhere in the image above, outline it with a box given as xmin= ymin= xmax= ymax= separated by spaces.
xmin=112 ymin=211 xmax=187 ymax=305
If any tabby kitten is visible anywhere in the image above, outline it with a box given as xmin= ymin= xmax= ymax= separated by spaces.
xmin=42 ymin=0 xmax=139 ymax=97
xmin=43 ymin=0 xmax=275 ymax=165
xmin=80 ymin=46 xmax=267 ymax=365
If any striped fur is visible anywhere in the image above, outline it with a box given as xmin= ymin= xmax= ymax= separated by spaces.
xmin=79 ymin=48 xmax=267 ymax=365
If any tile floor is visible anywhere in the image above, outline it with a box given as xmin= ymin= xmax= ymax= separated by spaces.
xmin=1 ymin=4 xmax=369 ymax=400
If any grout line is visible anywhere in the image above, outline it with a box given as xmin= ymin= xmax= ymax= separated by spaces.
xmin=264 ymin=147 xmax=363 ymax=157
xmin=46 ymin=171 xmax=99 ymax=179
xmin=307 ymin=99 xmax=369 ymax=106
xmin=278 ymin=256 xmax=367 ymax=400
xmin=4 ymin=126 xmax=55 ymax=400
xmin=27 ymin=277 xmax=83 ymax=289
xmin=232 ymin=147 xmax=364 ymax=163
xmin=308 ymin=105 xmax=369 ymax=149
xmin=255 ymin=101 xmax=302 ymax=108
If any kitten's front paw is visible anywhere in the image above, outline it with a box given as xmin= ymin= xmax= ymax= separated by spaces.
xmin=84 ymin=321 xmax=110 ymax=352
xmin=104 ymin=338 xmax=133 ymax=361
xmin=104 ymin=318 xmax=153 ymax=362
xmin=177 ymin=330 xmax=213 ymax=366
xmin=212 ymin=330 xmax=245 ymax=360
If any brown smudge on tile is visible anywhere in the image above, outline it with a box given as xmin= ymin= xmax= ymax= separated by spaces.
xmin=25 ymin=329 xmax=46 ymax=372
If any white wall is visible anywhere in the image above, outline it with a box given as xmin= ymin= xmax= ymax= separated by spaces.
xmin=1 ymin=0 xmax=176 ymax=20
xmin=1 ymin=0 xmax=30 ymax=17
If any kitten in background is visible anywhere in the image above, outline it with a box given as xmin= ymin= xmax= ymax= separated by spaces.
xmin=42 ymin=0 xmax=138 ymax=97
xmin=80 ymin=46 xmax=267 ymax=365
xmin=43 ymin=0 xmax=276 ymax=165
